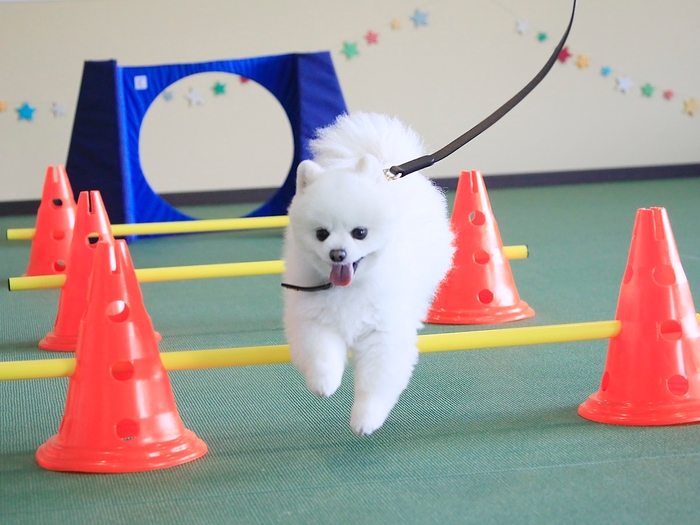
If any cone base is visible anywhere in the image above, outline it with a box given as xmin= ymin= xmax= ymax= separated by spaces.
xmin=39 ymin=332 xmax=78 ymax=352
xmin=578 ymin=394 xmax=700 ymax=426
xmin=426 ymin=301 xmax=535 ymax=325
xmin=36 ymin=429 xmax=208 ymax=473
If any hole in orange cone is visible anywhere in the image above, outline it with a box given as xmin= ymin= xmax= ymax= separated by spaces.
xmin=106 ymin=301 xmax=130 ymax=323
xmin=473 ymin=250 xmax=490 ymax=265
xmin=115 ymin=419 xmax=140 ymax=440
xmin=51 ymin=230 xmax=65 ymax=241
xmin=659 ymin=320 xmax=682 ymax=340
xmin=477 ymin=289 xmax=494 ymax=304
xmin=667 ymin=375 xmax=689 ymax=396
xmin=601 ymin=371 xmax=610 ymax=391
xmin=469 ymin=211 xmax=486 ymax=226
xmin=87 ymin=233 xmax=100 ymax=246
xmin=622 ymin=265 xmax=633 ymax=285
xmin=653 ymin=264 xmax=676 ymax=286
xmin=111 ymin=360 xmax=135 ymax=381
xmin=51 ymin=198 xmax=63 ymax=207
xmin=53 ymin=260 xmax=66 ymax=272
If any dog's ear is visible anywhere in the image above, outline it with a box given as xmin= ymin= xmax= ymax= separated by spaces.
xmin=296 ymin=160 xmax=323 ymax=193
xmin=355 ymin=154 xmax=383 ymax=182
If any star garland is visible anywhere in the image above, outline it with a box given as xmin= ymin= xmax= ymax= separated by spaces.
xmin=3 ymin=6 xmax=696 ymax=123
xmin=514 ymin=18 xmax=698 ymax=117
xmin=338 ymin=7 xmax=430 ymax=61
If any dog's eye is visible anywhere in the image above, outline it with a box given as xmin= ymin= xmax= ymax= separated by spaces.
xmin=316 ymin=228 xmax=330 ymax=241
xmin=351 ymin=227 xmax=368 ymax=240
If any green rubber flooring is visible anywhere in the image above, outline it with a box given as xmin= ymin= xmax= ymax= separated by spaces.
xmin=1 ymin=177 xmax=700 ymax=524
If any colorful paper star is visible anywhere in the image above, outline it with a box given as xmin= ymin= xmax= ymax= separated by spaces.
xmin=683 ymin=98 xmax=699 ymax=116
xmin=212 ymin=82 xmax=226 ymax=95
xmin=641 ymin=83 xmax=654 ymax=97
xmin=163 ymin=91 xmax=174 ymax=101
xmin=365 ymin=30 xmax=379 ymax=45
xmin=616 ymin=76 xmax=634 ymax=94
xmin=601 ymin=66 xmax=612 ymax=77
xmin=341 ymin=42 xmax=359 ymax=60
xmin=537 ymin=32 xmax=547 ymax=42
xmin=0 ymin=101 xmax=8 ymax=112
xmin=390 ymin=19 xmax=402 ymax=30
xmin=557 ymin=46 xmax=572 ymax=63
xmin=240 ymin=76 xmax=250 ymax=84
xmin=51 ymin=103 xmax=66 ymax=117
xmin=515 ymin=21 xmax=530 ymax=35
xmin=16 ymin=102 xmax=36 ymax=121
xmin=411 ymin=9 xmax=428 ymax=27
xmin=575 ymin=55 xmax=590 ymax=69
xmin=663 ymin=90 xmax=675 ymax=101
xmin=185 ymin=88 xmax=203 ymax=106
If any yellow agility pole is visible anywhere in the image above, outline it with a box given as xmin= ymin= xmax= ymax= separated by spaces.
xmin=0 ymin=319 xmax=621 ymax=381
xmin=8 ymin=245 xmax=529 ymax=291
xmin=6 ymin=215 xmax=290 ymax=241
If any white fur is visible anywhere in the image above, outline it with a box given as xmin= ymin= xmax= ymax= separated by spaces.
xmin=282 ymin=113 xmax=455 ymax=436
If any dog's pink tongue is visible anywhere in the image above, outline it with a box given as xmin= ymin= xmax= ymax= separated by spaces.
xmin=330 ymin=263 xmax=353 ymax=286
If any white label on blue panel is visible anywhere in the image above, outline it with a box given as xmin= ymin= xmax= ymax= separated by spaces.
xmin=134 ymin=76 xmax=148 ymax=90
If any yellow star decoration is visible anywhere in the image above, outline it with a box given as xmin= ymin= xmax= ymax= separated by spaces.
xmin=683 ymin=98 xmax=699 ymax=116
xmin=575 ymin=55 xmax=590 ymax=69
xmin=0 ymin=101 xmax=8 ymax=112
xmin=390 ymin=19 xmax=402 ymax=30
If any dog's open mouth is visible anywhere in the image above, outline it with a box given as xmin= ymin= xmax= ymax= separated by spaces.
xmin=330 ymin=258 xmax=362 ymax=287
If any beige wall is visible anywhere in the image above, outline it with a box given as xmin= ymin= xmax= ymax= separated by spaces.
xmin=1 ymin=0 xmax=699 ymax=202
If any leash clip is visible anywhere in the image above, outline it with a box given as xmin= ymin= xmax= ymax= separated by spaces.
xmin=383 ymin=168 xmax=401 ymax=181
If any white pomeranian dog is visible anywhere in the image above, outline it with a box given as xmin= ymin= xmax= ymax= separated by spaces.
xmin=282 ymin=112 xmax=455 ymax=436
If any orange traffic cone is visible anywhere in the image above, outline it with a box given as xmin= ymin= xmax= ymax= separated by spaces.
xmin=578 ymin=207 xmax=700 ymax=425
xmin=36 ymin=240 xmax=208 ymax=473
xmin=426 ymin=170 xmax=535 ymax=325
xmin=25 ymin=165 xmax=77 ymax=276
xmin=39 ymin=191 xmax=113 ymax=352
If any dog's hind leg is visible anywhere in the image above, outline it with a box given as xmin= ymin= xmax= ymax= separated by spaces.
xmin=350 ymin=331 xmax=418 ymax=436
xmin=288 ymin=325 xmax=348 ymax=398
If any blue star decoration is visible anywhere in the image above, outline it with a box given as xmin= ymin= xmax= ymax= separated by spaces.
xmin=163 ymin=91 xmax=174 ymax=101
xmin=16 ymin=102 xmax=36 ymax=121
xmin=601 ymin=66 xmax=612 ymax=77
xmin=411 ymin=9 xmax=428 ymax=27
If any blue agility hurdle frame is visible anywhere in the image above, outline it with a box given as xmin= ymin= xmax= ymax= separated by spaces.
xmin=65 ymin=52 xmax=347 ymax=226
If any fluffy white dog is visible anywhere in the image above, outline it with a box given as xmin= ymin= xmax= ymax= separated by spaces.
xmin=282 ymin=112 xmax=454 ymax=435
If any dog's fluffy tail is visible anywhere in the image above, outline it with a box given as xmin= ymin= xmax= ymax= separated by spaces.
xmin=309 ymin=112 xmax=426 ymax=169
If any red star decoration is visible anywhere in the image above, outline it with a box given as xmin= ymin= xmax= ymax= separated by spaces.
xmin=558 ymin=46 xmax=572 ymax=63
xmin=240 ymin=76 xmax=250 ymax=84
xmin=365 ymin=30 xmax=379 ymax=44
xmin=663 ymin=89 xmax=675 ymax=101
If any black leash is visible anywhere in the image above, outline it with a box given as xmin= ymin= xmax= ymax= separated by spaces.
xmin=283 ymin=0 xmax=577 ymax=292
xmin=281 ymin=282 xmax=333 ymax=292
xmin=385 ymin=0 xmax=577 ymax=179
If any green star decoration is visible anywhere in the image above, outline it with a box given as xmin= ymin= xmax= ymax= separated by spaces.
xmin=212 ymin=82 xmax=226 ymax=95
xmin=641 ymin=83 xmax=654 ymax=97
xmin=342 ymin=42 xmax=359 ymax=60
xmin=537 ymin=32 xmax=547 ymax=42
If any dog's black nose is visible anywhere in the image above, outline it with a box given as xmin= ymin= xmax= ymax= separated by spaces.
xmin=329 ymin=249 xmax=346 ymax=263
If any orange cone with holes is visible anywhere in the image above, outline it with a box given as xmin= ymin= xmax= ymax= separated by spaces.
xmin=25 ymin=165 xmax=77 ymax=276
xmin=39 ymin=191 xmax=114 ymax=352
xmin=578 ymin=207 xmax=700 ymax=425
xmin=426 ymin=170 xmax=534 ymax=324
xmin=36 ymin=239 xmax=208 ymax=473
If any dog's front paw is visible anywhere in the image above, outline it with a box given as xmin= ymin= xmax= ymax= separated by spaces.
xmin=305 ymin=370 xmax=342 ymax=398
xmin=350 ymin=399 xmax=393 ymax=436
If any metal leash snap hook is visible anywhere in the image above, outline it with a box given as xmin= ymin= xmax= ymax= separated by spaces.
xmin=383 ymin=168 xmax=401 ymax=181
